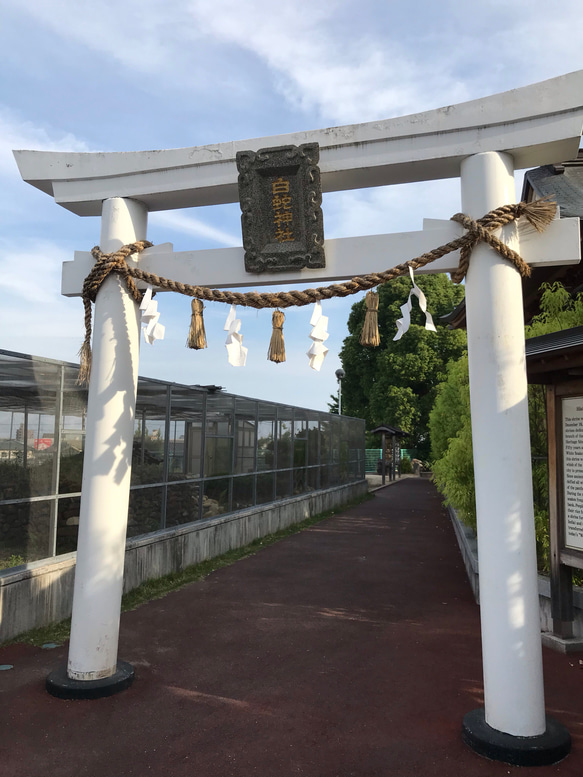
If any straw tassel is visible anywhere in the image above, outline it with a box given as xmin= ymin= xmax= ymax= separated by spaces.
xmin=77 ymin=339 xmax=92 ymax=385
xmin=360 ymin=290 xmax=380 ymax=347
xmin=187 ymin=299 xmax=207 ymax=350
xmin=521 ymin=198 xmax=557 ymax=232
xmin=268 ymin=310 xmax=286 ymax=363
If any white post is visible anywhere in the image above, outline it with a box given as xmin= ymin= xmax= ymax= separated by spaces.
xmin=66 ymin=198 xmax=147 ymax=682
xmin=461 ymin=152 xmax=546 ymax=736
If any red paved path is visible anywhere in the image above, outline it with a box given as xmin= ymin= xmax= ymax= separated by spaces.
xmin=1 ymin=479 xmax=583 ymax=776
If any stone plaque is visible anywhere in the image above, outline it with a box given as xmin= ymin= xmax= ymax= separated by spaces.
xmin=236 ymin=143 xmax=325 ymax=273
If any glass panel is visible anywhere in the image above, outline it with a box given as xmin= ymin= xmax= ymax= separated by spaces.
xmin=184 ymin=421 xmax=204 ymax=479
xmin=59 ymin=444 xmax=84 ymax=495
xmin=167 ymin=419 xmax=186 ymax=478
xmin=0 ymin=460 xmax=33 ymax=501
xmin=293 ymin=467 xmax=306 ymax=495
xmin=59 ymin=369 xmax=87 ymax=494
xmin=132 ymin=380 xmax=167 ymax=485
xmin=0 ymin=357 xmax=61 ymax=498
xmin=340 ymin=439 xmax=350 ymax=482
xmin=347 ymin=418 xmax=366 ymax=480
xmin=236 ymin=398 xmax=257 ymax=416
xmin=0 ymin=500 xmax=51 ymax=565
xmin=329 ymin=417 xmax=341 ymax=465
xmin=307 ymin=416 xmax=320 ymax=465
xmin=205 ymin=437 xmax=232 ymax=477
xmin=257 ymin=404 xmax=276 ymax=471
xmin=56 ymin=496 xmax=80 ymax=555
xmin=276 ymin=470 xmax=292 ymax=499
xmin=26 ymin=411 xmax=57 ymax=496
xmin=277 ymin=408 xmax=293 ymax=469
xmin=127 ymin=486 xmax=163 ymax=537
xmin=169 ymin=387 xmax=204 ymax=480
xmin=235 ymin=416 xmax=256 ymax=474
xmin=206 ymin=394 xmax=234 ymax=436
xmin=203 ymin=478 xmax=231 ymax=517
xmin=233 ymin=475 xmax=254 ymax=511
xmin=307 ymin=466 xmax=319 ymax=491
xmin=320 ymin=464 xmax=330 ymax=490
xmin=320 ymin=418 xmax=331 ymax=467
xmin=256 ymin=472 xmax=274 ymax=504
xmin=293 ymin=411 xmax=307 ymax=468
xmin=166 ymin=481 xmax=201 ymax=527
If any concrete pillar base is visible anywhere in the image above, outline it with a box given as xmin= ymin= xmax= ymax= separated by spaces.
xmin=46 ymin=661 xmax=134 ymax=700
xmin=462 ymin=708 xmax=571 ymax=766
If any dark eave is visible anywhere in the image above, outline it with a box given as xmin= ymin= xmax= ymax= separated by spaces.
xmin=526 ymin=326 xmax=583 ymax=383
xmin=370 ymin=424 xmax=406 ymax=437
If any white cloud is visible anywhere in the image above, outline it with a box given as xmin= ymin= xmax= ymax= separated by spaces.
xmin=2 ymin=0 xmax=188 ymax=75
xmin=324 ymin=179 xmax=462 ymax=241
xmin=184 ymin=0 xmax=583 ymax=124
xmin=0 ymin=239 xmax=66 ymax=303
xmin=149 ymin=211 xmax=241 ymax=247
xmin=0 ymin=238 xmax=83 ymax=360
xmin=0 ymin=106 xmax=90 ymax=178
xmin=6 ymin=0 xmax=583 ymax=131
xmin=186 ymin=0 xmax=466 ymax=124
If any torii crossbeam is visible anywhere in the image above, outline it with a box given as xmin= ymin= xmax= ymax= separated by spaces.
xmin=14 ymin=70 xmax=583 ymax=765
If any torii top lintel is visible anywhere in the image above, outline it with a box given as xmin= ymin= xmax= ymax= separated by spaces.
xmin=13 ymin=71 xmax=583 ymax=218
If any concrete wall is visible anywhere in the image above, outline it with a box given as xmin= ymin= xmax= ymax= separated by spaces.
xmin=449 ymin=505 xmax=583 ymax=641
xmin=0 ymin=480 xmax=368 ymax=643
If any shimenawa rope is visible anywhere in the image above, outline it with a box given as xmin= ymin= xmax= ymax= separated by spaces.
xmin=77 ymin=199 xmax=556 ymax=382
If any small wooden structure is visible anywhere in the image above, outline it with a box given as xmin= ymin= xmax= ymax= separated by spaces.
xmin=370 ymin=424 xmax=406 ymax=485
xmin=527 ymin=327 xmax=583 ymax=645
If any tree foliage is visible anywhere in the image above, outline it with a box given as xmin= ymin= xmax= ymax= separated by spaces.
xmin=429 ymin=355 xmax=476 ymax=528
xmin=339 ymin=274 xmax=466 ymax=458
xmin=525 ymin=282 xmax=583 ymax=338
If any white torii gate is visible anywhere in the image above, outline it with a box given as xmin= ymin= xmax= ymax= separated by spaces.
xmin=14 ymin=71 xmax=583 ymax=764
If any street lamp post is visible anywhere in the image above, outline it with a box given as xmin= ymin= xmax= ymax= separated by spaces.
xmin=335 ymin=368 xmax=345 ymax=415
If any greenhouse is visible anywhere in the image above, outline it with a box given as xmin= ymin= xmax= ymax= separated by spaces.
xmin=0 ymin=349 xmax=365 ymax=570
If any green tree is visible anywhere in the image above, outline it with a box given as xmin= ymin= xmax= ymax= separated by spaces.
xmin=339 ymin=274 xmax=466 ymax=458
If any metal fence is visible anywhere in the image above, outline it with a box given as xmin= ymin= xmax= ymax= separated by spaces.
xmin=0 ymin=350 xmax=365 ymax=569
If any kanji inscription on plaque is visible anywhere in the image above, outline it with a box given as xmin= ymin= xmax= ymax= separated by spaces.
xmin=236 ymin=143 xmax=325 ymax=273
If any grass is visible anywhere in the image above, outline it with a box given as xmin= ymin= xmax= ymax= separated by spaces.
xmin=1 ymin=493 xmax=372 ymax=649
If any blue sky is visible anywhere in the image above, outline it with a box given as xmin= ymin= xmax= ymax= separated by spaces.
xmin=1 ymin=0 xmax=583 ymax=412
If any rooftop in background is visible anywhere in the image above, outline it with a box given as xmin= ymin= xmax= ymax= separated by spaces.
xmin=523 ymin=151 xmax=583 ymax=219
xmin=526 ymin=325 xmax=583 ymax=384
xmin=370 ymin=424 xmax=407 ymax=438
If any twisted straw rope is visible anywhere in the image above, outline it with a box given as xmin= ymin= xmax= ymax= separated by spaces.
xmin=77 ymin=200 xmax=555 ymax=382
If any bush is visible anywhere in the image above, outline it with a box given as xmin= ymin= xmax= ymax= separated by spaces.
xmin=428 ymin=355 xmax=477 ymax=528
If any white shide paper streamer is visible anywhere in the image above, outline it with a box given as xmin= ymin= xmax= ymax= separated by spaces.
xmin=307 ymin=300 xmax=329 ymax=371
xmin=393 ymin=266 xmax=436 ymax=341
xmin=224 ymin=304 xmax=248 ymax=366
xmin=140 ymin=287 xmax=165 ymax=345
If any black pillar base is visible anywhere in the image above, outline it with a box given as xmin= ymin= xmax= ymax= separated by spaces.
xmin=46 ymin=661 xmax=134 ymax=700
xmin=462 ymin=708 xmax=571 ymax=767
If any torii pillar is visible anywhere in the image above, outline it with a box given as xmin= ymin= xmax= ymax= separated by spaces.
xmin=460 ymin=152 xmax=570 ymax=764
xmin=14 ymin=71 xmax=583 ymax=764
